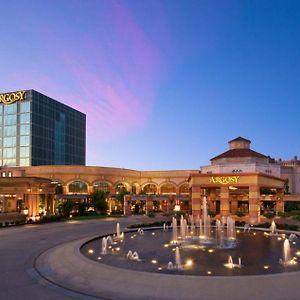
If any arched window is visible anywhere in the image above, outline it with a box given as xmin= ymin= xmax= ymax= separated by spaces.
xmin=93 ymin=181 xmax=110 ymax=193
xmin=142 ymin=184 xmax=157 ymax=195
xmin=116 ymin=183 xmax=128 ymax=194
xmin=131 ymin=185 xmax=137 ymax=194
xmin=68 ymin=180 xmax=88 ymax=194
xmin=161 ymin=183 xmax=176 ymax=194
xmin=179 ymin=184 xmax=189 ymax=194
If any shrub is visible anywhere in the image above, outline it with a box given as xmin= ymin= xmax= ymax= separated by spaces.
xmin=291 ymin=215 xmax=300 ymax=221
xmin=78 ymin=202 xmax=88 ymax=216
xmin=208 ymin=211 xmax=217 ymax=218
xmin=38 ymin=215 xmax=63 ymax=223
xmin=147 ymin=211 xmax=156 ymax=218
xmin=90 ymin=190 xmax=108 ymax=213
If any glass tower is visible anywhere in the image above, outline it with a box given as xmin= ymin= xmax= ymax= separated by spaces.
xmin=0 ymin=89 xmax=86 ymax=166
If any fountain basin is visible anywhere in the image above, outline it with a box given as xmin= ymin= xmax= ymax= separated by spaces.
xmin=81 ymin=227 xmax=300 ymax=276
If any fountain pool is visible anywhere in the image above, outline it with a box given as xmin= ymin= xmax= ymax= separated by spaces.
xmin=81 ymin=225 xmax=300 ymax=276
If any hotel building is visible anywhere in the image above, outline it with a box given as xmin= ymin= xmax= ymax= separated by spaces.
xmin=0 ymin=90 xmax=299 ymax=224
xmin=0 ymin=90 xmax=86 ymax=167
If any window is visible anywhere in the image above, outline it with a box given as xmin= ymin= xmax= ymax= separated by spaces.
xmin=20 ymin=113 xmax=30 ymax=124
xmin=93 ymin=181 xmax=110 ymax=193
xmin=20 ymin=158 xmax=30 ymax=166
xmin=3 ymin=147 xmax=16 ymax=158
xmin=161 ymin=183 xmax=176 ymax=194
xmin=20 ymin=135 xmax=30 ymax=146
xmin=2 ymin=159 xmax=16 ymax=166
xmin=4 ymin=115 xmax=17 ymax=126
xmin=4 ymin=125 xmax=16 ymax=137
xmin=68 ymin=180 xmax=88 ymax=194
xmin=4 ymin=103 xmax=17 ymax=115
xmin=20 ymin=124 xmax=30 ymax=135
xmin=142 ymin=184 xmax=157 ymax=195
xmin=20 ymin=101 xmax=30 ymax=113
xmin=20 ymin=146 xmax=29 ymax=157
xmin=179 ymin=184 xmax=189 ymax=194
xmin=3 ymin=137 xmax=16 ymax=147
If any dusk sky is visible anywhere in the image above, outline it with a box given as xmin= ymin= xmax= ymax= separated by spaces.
xmin=1 ymin=0 xmax=300 ymax=170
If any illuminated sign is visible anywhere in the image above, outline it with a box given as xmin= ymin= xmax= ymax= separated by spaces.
xmin=209 ymin=176 xmax=240 ymax=185
xmin=0 ymin=91 xmax=26 ymax=105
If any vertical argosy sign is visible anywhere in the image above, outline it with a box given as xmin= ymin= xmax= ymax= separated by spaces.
xmin=0 ymin=91 xmax=26 ymax=105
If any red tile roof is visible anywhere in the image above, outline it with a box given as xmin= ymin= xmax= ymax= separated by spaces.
xmin=210 ymin=148 xmax=268 ymax=161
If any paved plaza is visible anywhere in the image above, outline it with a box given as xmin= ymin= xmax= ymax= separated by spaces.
xmin=1 ymin=216 xmax=300 ymax=300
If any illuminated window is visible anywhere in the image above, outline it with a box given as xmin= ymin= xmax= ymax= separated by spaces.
xmin=93 ymin=181 xmax=110 ymax=193
xmin=116 ymin=183 xmax=128 ymax=193
xmin=179 ymin=184 xmax=189 ymax=194
xmin=161 ymin=183 xmax=176 ymax=194
xmin=68 ymin=180 xmax=88 ymax=194
xmin=142 ymin=184 xmax=157 ymax=195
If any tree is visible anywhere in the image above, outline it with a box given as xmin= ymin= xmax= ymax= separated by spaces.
xmin=59 ymin=200 xmax=74 ymax=217
xmin=115 ymin=188 xmax=129 ymax=205
xmin=284 ymin=179 xmax=290 ymax=194
xmin=90 ymin=190 xmax=108 ymax=213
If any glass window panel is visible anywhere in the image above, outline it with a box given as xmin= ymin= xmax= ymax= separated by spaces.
xmin=0 ymin=115 xmax=2 ymax=124
xmin=20 ymin=124 xmax=30 ymax=135
xmin=4 ymin=115 xmax=17 ymax=126
xmin=3 ymin=159 xmax=16 ymax=166
xmin=20 ymin=158 xmax=29 ymax=166
xmin=20 ymin=113 xmax=30 ymax=124
xmin=20 ymin=135 xmax=30 ymax=146
xmin=20 ymin=101 xmax=30 ymax=113
xmin=4 ymin=125 xmax=16 ymax=137
xmin=3 ymin=103 xmax=17 ymax=115
xmin=3 ymin=147 xmax=16 ymax=158
xmin=3 ymin=137 xmax=16 ymax=147
xmin=20 ymin=146 xmax=29 ymax=157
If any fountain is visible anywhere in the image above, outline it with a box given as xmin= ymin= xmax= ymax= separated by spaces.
xmin=270 ymin=221 xmax=277 ymax=235
xmin=280 ymin=239 xmax=297 ymax=266
xmin=127 ymin=250 xmax=140 ymax=261
xmin=137 ymin=228 xmax=144 ymax=235
xmin=167 ymin=261 xmax=174 ymax=270
xmin=83 ymin=221 xmax=300 ymax=276
xmin=175 ymin=247 xmax=183 ymax=270
xmin=172 ymin=217 xmax=178 ymax=243
xmin=101 ymin=237 xmax=107 ymax=255
xmin=224 ymin=256 xmax=234 ymax=269
xmin=116 ymin=223 xmax=121 ymax=239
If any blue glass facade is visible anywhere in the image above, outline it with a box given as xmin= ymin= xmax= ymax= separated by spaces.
xmin=0 ymin=89 xmax=86 ymax=166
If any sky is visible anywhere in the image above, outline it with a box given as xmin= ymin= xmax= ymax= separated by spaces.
xmin=1 ymin=0 xmax=300 ymax=170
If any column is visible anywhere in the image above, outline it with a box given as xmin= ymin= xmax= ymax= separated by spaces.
xmin=220 ymin=186 xmax=230 ymax=217
xmin=191 ymin=186 xmax=201 ymax=217
xmin=276 ymin=188 xmax=284 ymax=214
xmin=230 ymin=195 xmax=238 ymax=214
xmin=123 ymin=195 xmax=132 ymax=216
xmin=28 ymin=193 xmax=39 ymax=217
xmin=145 ymin=196 xmax=153 ymax=214
xmin=249 ymin=185 xmax=260 ymax=224
xmin=209 ymin=189 xmax=217 ymax=213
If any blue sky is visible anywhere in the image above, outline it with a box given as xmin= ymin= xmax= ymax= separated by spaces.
xmin=1 ymin=0 xmax=300 ymax=170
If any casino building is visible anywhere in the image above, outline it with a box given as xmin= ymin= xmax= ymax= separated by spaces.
xmin=0 ymin=90 xmax=299 ymax=224
xmin=0 ymin=90 xmax=86 ymax=167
